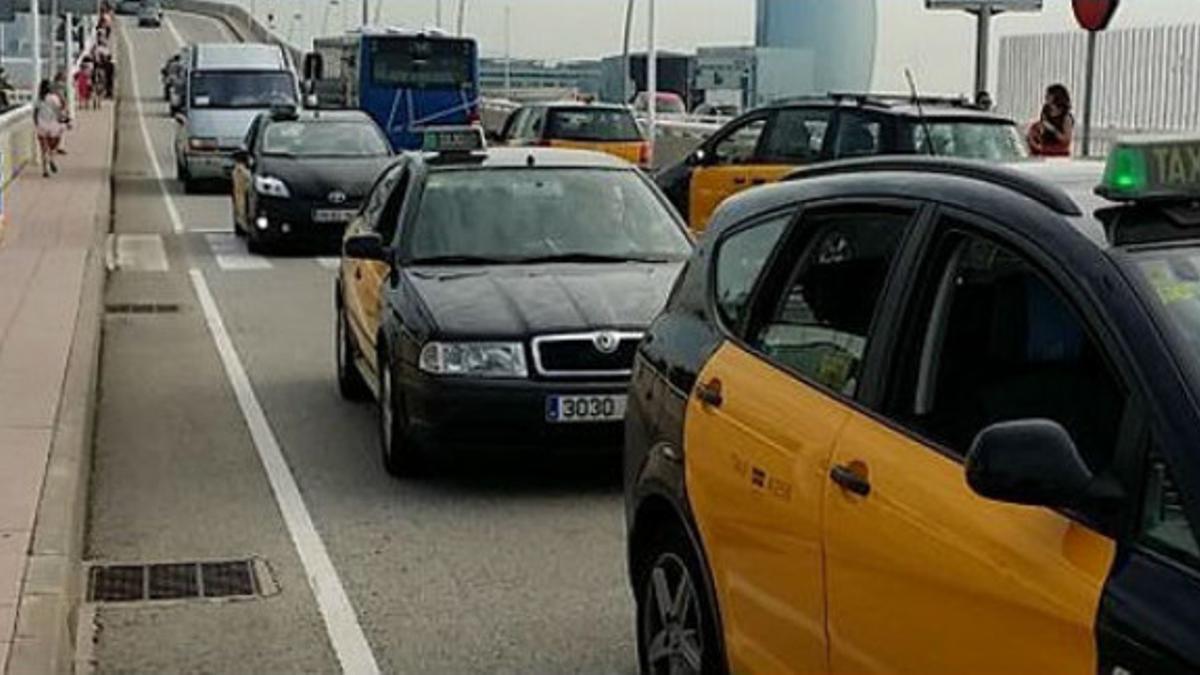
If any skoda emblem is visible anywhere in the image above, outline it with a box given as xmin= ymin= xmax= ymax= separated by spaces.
xmin=328 ymin=190 xmax=348 ymax=204
xmin=593 ymin=331 xmax=620 ymax=354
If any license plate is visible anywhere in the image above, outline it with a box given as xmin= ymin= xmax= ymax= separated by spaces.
xmin=546 ymin=394 xmax=627 ymax=424
xmin=313 ymin=209 xmax=357 ymax=224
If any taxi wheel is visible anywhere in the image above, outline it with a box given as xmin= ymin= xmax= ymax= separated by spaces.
xmin=377 ymin=349 xmax=425 ymax=478
xmin=636 ymin=526 xmax=723 ymax=675
xmin=335 ymin=305 xmax=370 ymax=401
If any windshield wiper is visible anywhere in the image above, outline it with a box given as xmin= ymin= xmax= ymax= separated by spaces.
xmin=517 ymin=253 xmax=676 ymax=264
xmin=408 ymin=255 xmax=514 ymax=266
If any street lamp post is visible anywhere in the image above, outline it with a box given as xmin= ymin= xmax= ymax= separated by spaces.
xmin=31 ymin=0 xmax=41 ymax=89
xmin=646 ymin=0 xmax=656 ymax=167
xmin=504 ymin=5 xmax=511 ymax=97
xmin=456 ymin=0 xmax=466 ymax=36
xmin=972 ymin=3 xmax=994 ymax=97
xmin=362 ymin=0 xmax=368 ymax=27
xmin=622 ymin=0 xmax=634 ymax=104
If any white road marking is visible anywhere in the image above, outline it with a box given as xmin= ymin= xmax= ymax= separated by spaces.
xmin=115 ymin=234 xmax=170 ymax=272
xmin=316 ymin=257 xmax=341 ymax=271
xmin=119 ymin=20 xmax=186 ymax=235
xmin=205 ymin=233 xmax=273 ymax=271
xmin=142 ymin=16 xmax=380 ymax=673
xmin=187 ymin=225 xmax=238 ymax=234
xmin=163 ymin=14 xmax=187 ymax=48
xmin=189 ymin=269 xmax=380 ymax=675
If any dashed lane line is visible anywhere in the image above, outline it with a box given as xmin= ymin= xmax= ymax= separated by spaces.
xmin=316 ymin=257 xmax=341 ymax=271
xmin=114 ymin=234 xmax=169 ymax=272
xmin=205 ymin=233 xmax=274 ymax=271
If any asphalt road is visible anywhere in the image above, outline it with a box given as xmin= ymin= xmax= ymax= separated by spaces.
xmin=85 ymin=13 xmax=635 ymax=674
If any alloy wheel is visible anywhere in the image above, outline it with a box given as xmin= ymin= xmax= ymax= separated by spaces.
xmin=642 ymin=552 xmax=705 ymax=675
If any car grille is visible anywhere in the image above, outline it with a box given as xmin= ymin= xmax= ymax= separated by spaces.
xmin=532 ymin=332 xmax=643 ymax=378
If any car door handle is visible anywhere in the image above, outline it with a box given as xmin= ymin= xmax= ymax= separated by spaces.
xmin=695 ymin=379 xmax=723 ymax=407
xmin=732 ymin=177 xmax=748 ymax=185
xmin=355 ymin=267 xmax=362 ymax=280
xmin=830 ymin=464 xmax=871 ymax=497
xmin=750 ymin=178 xmax=767 ymax=185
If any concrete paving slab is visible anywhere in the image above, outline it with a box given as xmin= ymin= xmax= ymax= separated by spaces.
xmin=0 ymin=430 xmax=51 ymax=532
xmin=0 ymin=532 xmax=27 ymax=603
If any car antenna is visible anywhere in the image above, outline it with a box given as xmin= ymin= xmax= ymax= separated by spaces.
xmin=905 ymin=68 xmax=938 ymax=157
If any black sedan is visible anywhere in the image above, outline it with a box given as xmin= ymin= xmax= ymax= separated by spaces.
xmin=337 ymin=139 xmax=693 ymax=477
xmin=231 ymin=108 xmax=393 ymax=253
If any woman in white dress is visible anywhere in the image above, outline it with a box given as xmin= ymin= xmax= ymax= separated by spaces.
xmin=34 ymin=79 xmax=67 ymax=177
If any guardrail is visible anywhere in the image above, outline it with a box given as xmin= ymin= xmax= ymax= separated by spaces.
xmin=0 ymin=102 xmax=35 ymax=219
xmin=162 ymin=0 xmax=304 ymax=66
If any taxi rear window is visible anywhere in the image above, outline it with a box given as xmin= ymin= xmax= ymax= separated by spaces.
xmin=545 ymin=109 xmax=642 ymax=143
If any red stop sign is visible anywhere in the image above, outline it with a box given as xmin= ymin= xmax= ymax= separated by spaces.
xmin=1073 ymin=0 xmax=1120 ymax=32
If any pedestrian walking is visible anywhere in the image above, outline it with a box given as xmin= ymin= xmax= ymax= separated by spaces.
xmin=1027 ymin=83 xmax=1075 ymax=157
xmin=52 ymin=71 xmax=70 ymax=155
xmin=34 ymin=80 xmax=68 ymax=178
xmin=75 ymin=59 xmax=94 ymax=110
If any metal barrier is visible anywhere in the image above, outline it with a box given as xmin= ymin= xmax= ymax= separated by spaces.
xmin=0 ymin=103 xmax=35 ymax=223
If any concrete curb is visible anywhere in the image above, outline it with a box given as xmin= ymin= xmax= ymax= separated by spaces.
xmin=4 ymin=103 xmax=116 ymax=675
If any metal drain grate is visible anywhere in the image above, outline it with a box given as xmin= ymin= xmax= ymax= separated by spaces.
xmin=104 ymin=302 xmax=182 ymax=315
xmin=88 ymin=559 xmax=261 ymax=603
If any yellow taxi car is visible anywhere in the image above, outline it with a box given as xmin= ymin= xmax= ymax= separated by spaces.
xmin=499 ymin=101 xmax=650 ymax=168
xmin=654 ymin=93 xmax=1026 ymax=233
xmin=625 ymin=142 xmax=1200 ymax=673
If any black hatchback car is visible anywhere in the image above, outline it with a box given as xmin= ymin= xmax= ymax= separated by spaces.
xmin=231 ymin=108 xmax=393 ymax=252
xmin=625 ymin=142 xmax=1200 ymax=673
xmin=337 ymin=133 xmax=693 ymax=477
xmin=657 ymin=93 xmax=1026 ymax=232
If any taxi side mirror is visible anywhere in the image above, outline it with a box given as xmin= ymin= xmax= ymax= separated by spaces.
xmin=344 ymin=233 xmax=388 ymax=262
xmin=688 ymin=148 xmax=708 ymax=166
xmin=965 ymin=419 xmax=1094 ymax=508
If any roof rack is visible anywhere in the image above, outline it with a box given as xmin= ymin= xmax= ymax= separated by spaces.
xmin=784 ymin=157 xmax=1082 ymax=216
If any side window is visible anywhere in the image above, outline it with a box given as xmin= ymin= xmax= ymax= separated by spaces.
xmin=711 ymin=117 xmax=767 ymax=165
xmin=243 ymin=117 xmax=262 ymax=152
xmin=503 ymin=109 xmax=526 ymax=141
xmin=834 ymin=111 xmax=883 ymax=158
xmin=760 ymin=108 xmax=831 ymax=162
xmin=747 ymin=207 xmax=913 ymax=396
xmin=1142 ymin=454 xmax=1200 ymax=564
xmin=894 ymin=229 xmax=1128 ymax=474
xmin=376 ymin=169 xmax=411 ymax=246
xmin=362 ymin=163 xmax=402 ymax=224
xmin=714 ymin=214 xmax=791 ymax=329
xmin=527 ymin=109 xmax=547 ymax=140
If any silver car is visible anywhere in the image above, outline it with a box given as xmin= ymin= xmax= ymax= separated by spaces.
xmin=137 ymin=3 xmax=162 ymax=27
xmin=174 ymin=43 xmax=298 ymax=191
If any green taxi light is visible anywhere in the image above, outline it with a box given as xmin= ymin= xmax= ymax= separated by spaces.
xmin=421 ymin=126 xmax=486 ymax=154
xmin=1098 ymin=136 xmax=1200 ymax=202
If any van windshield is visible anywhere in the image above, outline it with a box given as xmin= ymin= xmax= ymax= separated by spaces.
xmin=191 ymin=71 xmax=296 ymax=109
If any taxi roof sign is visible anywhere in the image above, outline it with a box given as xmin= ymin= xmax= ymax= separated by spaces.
xmin=1098 ymin=136 xmax=1200 ymax=203
xmin=420 ymin=126 xmax=486 ymax=154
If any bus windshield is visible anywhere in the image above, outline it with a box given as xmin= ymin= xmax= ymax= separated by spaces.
xmin=369 ymin=37 xmax=475 ymax=90
xmin=191 ymin=71 xmax=296 ymax=109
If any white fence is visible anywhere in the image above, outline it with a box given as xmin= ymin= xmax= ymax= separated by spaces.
xmin=998 ymin=24 xmax=1200 ymax=156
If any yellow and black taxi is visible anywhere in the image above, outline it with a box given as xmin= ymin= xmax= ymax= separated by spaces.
xmin=230 ymin=107 xmax=393 ymax=252
xmin=656 ymin=93 xmax=1026 ymax=233
xmin=625 ymin=139 xmax=1200 ymax=673
xmin=499 ymin=101 xmax=651 ymax=168
xmin=335 ymin=128 xmax=692 ymax=477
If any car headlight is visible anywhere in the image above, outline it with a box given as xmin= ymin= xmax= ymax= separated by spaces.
xmin=254 ymin=175 xmax=291 ymax=198
xmin=418 ymin=342 xmax=528 ymax=378
xmin=188 ymin=137 xmax=219 ymax=151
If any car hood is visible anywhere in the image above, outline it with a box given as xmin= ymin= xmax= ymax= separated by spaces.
xmin=186 ymin=109 xmax=266 ymax=148
xmin=404 ymin=263 xmax=685 ymax=338
xmin=258 ymin=156 xmax=392 ymax=202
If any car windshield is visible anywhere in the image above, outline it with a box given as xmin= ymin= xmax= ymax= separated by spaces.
xmin=261 ymin=121 xmax=390 ymax=158
xmin=406 ymin=168 xmax=691 ymax=263
xmin=910 ymin=120 xmax=1028 ymax=161
xmin=546 ymin=109 xmax=642 ymax=142
xmin=191 ymin=71 xmax=296 ymax=109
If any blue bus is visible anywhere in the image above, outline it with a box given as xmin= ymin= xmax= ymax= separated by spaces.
xmin=306 ymin=28 xmax=480 ymax=151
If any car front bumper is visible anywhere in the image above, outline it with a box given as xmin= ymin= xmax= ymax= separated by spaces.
xmin=249 ymin=196 xmax=359 ymax=246
xmin=400 ymin=365 xmax=627 ymax=451
xmin=183 ymin=151 xmax=235 ymax=180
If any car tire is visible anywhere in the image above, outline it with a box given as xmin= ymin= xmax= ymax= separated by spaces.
xmin=246 ymin=235 xmax=267 ymax=255
xmin=635 ymin=523 xmax=725 ymax=675
xmin=336 ymin=303 xmax=370 ymax=401
xmin=377 ymin=346 xmax=425 ymax=478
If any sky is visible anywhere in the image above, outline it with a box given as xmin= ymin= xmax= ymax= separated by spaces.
xmin=249 ymin=0 xmax=1200 ymax=94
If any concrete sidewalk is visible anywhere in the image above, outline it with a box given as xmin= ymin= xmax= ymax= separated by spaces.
xmin=0 ymin=103 xmax=114 ymax=673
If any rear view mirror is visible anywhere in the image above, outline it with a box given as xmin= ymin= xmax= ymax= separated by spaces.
xmin=966 ymin=419 xmax=1094 ymax=508
xmin=303 ymin=52 xmax=324 ymax=82
xmin=344 ymin=233 xmax=387 ymax=262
